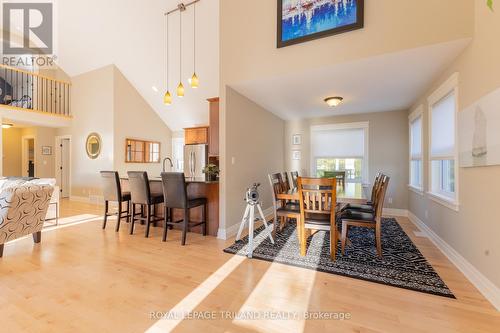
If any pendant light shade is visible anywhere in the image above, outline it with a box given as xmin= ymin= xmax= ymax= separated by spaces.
xmin=190 ymin=73 xmax=199 ymax=89
xmin=177 ymin=82 xmax=185 ymax=97
xmin=164 ymin=91 xmax=172 ymax=105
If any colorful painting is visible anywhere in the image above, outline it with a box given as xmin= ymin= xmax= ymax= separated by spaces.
xmin=459 ymin=87 xmax=500 ymax=167
xmin=277 ymin=0 xmax=364 ymax=48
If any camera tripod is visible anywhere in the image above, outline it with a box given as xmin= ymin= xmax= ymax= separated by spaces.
xmin=236 ymin=200 xmax=275 ymax=258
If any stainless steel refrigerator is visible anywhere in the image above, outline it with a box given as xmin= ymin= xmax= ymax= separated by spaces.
xmin=184 ymin=144 xmax=208 ymax=180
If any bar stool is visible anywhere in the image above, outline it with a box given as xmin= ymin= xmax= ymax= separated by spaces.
xmin=100 ymin=171 xmax=131 ymax=232
xmin=127 ymin=171 xmax=164 ymax=238
xmin=160 ymin=172 xmax=207 ymax=245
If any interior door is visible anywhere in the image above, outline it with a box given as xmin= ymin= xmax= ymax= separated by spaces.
xmin=60 ymin=138 xmax=70 ymax=198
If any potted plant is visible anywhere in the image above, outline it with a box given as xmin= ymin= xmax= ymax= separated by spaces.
xmin=202 ymin=164 xmax=220 ymax=181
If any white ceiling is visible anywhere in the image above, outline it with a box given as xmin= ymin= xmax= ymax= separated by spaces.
xmin=55 ymin=0 xmax=219 ymax=131
xmin=230 ymin=39 xmax=470 ymax=120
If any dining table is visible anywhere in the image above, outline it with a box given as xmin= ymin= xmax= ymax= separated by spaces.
xmin=276 ymin=182 xmax=368 ymax=204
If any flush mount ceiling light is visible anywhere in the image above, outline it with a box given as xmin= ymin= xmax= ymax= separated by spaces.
xmin=2 ymin=123 xmax=13 ymax=129
xmin=324 ymin=96 xmax=344 ymax=107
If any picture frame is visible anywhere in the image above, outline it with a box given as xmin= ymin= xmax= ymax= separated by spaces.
xmin=292 ymin=134 xmax=302 ymax=145
xmin=277 ymin=0 xmax=365 ymax=48
xmin=41 ymin=146 xmax=52 ymax=155
xmin=292 ymin=150 xmax=301 ymax=160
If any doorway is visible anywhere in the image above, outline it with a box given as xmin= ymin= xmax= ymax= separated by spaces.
xmin=56 ymin=136 xmax=71 ymax=198
xmin=21 ymin=136 xmax=35 ymax=177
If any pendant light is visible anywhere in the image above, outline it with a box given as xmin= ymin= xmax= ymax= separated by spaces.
xmin=190 ymin=3 xmax=199 ymax=88
xmin=164 ymin=14 xmax=172 ymax=105
xmin=176 ymin=9 xmax=185 ymax=98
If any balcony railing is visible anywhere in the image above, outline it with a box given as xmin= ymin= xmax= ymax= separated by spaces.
xmin=0 ymin=64 xmax=71 ymax=117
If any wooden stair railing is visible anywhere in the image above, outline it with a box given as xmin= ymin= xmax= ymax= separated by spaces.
xmin=0 ymin=64 xmax=71 ymax=117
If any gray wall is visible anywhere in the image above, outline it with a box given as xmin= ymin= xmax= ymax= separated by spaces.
xmin=285 ymin=110 xmax=409 ymax=210
xmin=222 ymin=87 xmax=285 ymax=235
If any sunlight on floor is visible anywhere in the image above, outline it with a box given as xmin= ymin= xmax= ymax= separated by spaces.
xmin=146 ymin=225 xmax=275 ymax=332
xmin=4 ymin=214 xmax=101 ymax=248
xmin=145 ymin=254 xmax=247 ymax=332
xmin=232 ymin=229 xmax=324 ymax=333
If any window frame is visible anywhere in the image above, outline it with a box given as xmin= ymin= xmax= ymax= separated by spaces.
xmin=408 ymin=106 xmax=424 ymax=194
xmin=310 ymin=122 xmax=369 ymax=184
xmin=427 ymin=73 xmax=460 ymax=211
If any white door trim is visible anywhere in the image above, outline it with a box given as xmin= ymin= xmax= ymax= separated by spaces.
xmin=55 ymin=135 xmax=71 ymax=198
xmin=21 ymin=135 xmax=36 ymax=177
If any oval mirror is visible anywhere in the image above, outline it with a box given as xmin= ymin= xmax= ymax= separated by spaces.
xmin=86 ymin=133 xmax=102 ymax=159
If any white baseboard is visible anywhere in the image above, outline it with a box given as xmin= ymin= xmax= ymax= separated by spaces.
xmin=408 ymin=211 xmax=500 ymax=311
xmin=217 ymin=206 xmax=274 ymax=240
xmin=383 ymin=208 xmax=408 ymax=217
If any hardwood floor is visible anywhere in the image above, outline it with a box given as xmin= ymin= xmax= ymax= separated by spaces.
xmin=0 ymin=200 xmax=499 ymax=332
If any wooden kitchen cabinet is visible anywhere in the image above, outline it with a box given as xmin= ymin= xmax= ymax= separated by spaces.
xmin=185 ymin=126 xmax=208 ymax=145
xmin=208 ymin=97 xmax=219 ymax=156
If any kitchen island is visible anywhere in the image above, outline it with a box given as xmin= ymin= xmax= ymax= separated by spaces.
xmin=120 ymin=176 xmax=219 ymax=237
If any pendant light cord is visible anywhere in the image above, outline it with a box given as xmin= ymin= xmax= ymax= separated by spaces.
xmin=179 ymin=10 xmax=182 ymax=83
xmin=166 ymin=14 xmax=169 ymax=90
xmin=193 ymin=3 xmax=196 ymax=73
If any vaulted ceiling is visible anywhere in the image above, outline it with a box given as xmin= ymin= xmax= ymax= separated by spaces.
xmin=56 ymin=0 xmax=219 ymax=131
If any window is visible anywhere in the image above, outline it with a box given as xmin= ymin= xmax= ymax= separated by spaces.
xmin=409 ymin=108 xmax=423 ymax=192
xmin=311 ymin=122 xmax=369 ymax=183
xmin=428 ymin=73 xmax=459 ymax=210
xmin=125 ymin=139 xmax=161 ymax=163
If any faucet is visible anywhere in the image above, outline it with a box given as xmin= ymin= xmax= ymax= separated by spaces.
xmin=162 ymin=157 xmax=174 ymax=172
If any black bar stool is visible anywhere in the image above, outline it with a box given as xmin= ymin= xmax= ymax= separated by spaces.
xmin=100 ymin=171 xmax=131 ymax=232
xmin=127 ymin=171 xmax=164 ymax=238
xmin=160 ymin=172 xmax=207 ymax=245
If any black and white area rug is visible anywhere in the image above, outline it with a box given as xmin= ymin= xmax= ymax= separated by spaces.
xmin=223 ymin=218 xmax=455 ymax=298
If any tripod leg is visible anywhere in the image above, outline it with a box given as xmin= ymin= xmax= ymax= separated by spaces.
xmin=257 ymin=204 xmax=274 ymax=244
xmin=236 ymin=204 xmax=250 ymax=241
xmin=248 ymin=205 xmax=255 ymax=258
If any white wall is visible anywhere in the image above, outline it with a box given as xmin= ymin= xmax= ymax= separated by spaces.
xmin=113 ymin=67 xmax=172 ymax=177
xmin=408 ymin=0 xmax=500 ymax=295
xmin=285 ymin=110 xmax=409 ymax=210
xmin=220 ymin=87 xmax=285 ymax=236
xmin=56 ymin=66 xmax=115 ymax=198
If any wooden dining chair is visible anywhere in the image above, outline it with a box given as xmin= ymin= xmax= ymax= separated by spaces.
xmin=290 ymin=171 xmax=299 ymax=189
xmin=281 ymin=172 xmax=291 ymax=192
xmin=338 ymin=175 xmax=390 ymax=258
xmin=341 ymin=172 xmax=383 ymax=213
xmin=297 ymin=177 xmax=338 ymax=260
xmin=268 ymin=173 xmax=300 ymax=237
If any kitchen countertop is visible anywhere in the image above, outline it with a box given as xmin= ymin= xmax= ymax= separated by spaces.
xmin=120 ymin=176 xmax=219 ymax=184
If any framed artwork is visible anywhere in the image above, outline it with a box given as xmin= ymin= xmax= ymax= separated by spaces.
xmin=292 ymin=150 xmax=301 ymax=160
xmin=292 ymin=134 xmax=302 ymax=145
xmin=41 ymin=146 xmax=52 ymax=155
xmin=459 ymin=87 xmax=500 ymax=168
xmin=277 ymin=0 xmax=364 ymax=48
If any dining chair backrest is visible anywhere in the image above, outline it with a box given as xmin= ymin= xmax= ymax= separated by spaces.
xmin=370 ymin=172 xmax=383 ymax=203
xmin=161 ymin=172 xmax=188 ymax=209
xmin=374 ymin=175 xmax=390 ymax=223
xmin=297 ymin=177 xmax=337 ymax=219
xmin=290 ymin=171 xmax=299 ymax=189
xmin=282 ymin=172 xmax=291 ymax=192
xmin=127 ymin=171 xmax=152 ymax=205
xmin=268 ymin=173 xmax=284 ymax=203
xmin=100 ymin=171 xmax=122 ymax=202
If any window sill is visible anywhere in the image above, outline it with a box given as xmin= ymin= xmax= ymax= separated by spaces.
xmin=408 ymin=185 xmax=424 ymax=196
xmin=427 ymin=191 xmax=459 ymax=212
